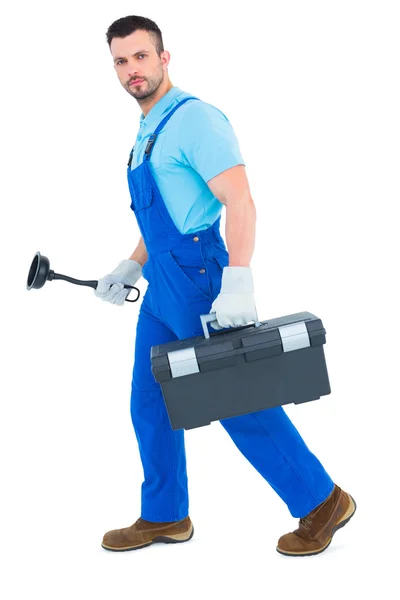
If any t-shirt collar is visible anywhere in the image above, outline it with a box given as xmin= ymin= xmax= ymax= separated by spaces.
xmin=139 ymin=86 xmax=184 ymax=130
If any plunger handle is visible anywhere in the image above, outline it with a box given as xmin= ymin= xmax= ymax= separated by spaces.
xmin=51 ymin=272 xmax=140 ymax=302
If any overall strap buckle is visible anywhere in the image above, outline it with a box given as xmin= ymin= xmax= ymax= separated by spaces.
xmin=127 ymin=146 xmax=135 ymax=167
xmin=144 ymin=134 xmax=157 ymax=158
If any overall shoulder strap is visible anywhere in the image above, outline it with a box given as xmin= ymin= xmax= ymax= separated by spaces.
xmin=144 ymin=96 xmax=200 ymax=160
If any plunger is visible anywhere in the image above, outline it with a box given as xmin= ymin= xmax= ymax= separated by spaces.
xmin=26 ymin=251 xmax=140 ymax=302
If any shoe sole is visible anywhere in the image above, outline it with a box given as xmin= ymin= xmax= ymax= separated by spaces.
xmin=101 ymin=523 xmax=194 ymax=552
xmin=276 ymin=494 xmax=357 ymax=557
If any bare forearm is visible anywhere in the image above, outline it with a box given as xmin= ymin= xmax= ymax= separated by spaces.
xmin=225 ymin=199 xmax=256 ymax=267
xmin=129 ymin=236 xmax=148 ymax=266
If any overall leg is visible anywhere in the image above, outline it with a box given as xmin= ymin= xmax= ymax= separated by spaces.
xmin=220 ymin=408 xmax=334 ymax=517
xmin=101 ymin=288 xmax=194 ymax=552
xmin=130 ymin=294 xmax=189 ymax=522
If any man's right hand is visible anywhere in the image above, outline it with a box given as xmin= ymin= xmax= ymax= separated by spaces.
xmin=95 ymin=259 xmax=142 ymax=305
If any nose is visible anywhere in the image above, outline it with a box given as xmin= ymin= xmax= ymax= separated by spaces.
xmin=126 ymin=61 xmax=141 ymax=79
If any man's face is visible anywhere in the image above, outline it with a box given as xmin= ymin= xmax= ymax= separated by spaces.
xmin=110 ymin=29 xmax=168 ymax=100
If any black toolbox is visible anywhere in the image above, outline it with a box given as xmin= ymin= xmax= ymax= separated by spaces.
xmin=151 ymin=311 xmax=331 ymax=430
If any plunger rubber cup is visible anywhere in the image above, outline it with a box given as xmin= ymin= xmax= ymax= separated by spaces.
xmin=27 ymin=251 xmax=52 ymax=290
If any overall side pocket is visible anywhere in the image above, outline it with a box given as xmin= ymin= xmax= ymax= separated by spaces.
xmin=166 ymin=250 xmax=213 ymax=301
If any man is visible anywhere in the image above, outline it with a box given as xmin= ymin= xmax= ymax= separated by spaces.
xmin=95 ymin=15 xmax=356 ymax=556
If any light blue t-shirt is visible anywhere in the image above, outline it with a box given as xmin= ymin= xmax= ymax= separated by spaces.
xmin=130 ymin=86 xmax=245 ymax=234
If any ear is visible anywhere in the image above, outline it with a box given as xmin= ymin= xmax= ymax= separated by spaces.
xmin=161 ymin=50 xmax=171 ymax=69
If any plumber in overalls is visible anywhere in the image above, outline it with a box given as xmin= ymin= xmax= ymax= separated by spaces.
xmin=95 ymin=15 xmax=356 ymax=557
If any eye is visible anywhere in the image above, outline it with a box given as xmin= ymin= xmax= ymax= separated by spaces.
xmin=137 ymin=54 xmax=147 ymax=59
xmin=116 ymin=59 xmax=125 ymax=65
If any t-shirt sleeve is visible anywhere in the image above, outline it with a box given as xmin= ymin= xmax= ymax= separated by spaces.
xmin=178 ymin=101 xmax=245 ymax=182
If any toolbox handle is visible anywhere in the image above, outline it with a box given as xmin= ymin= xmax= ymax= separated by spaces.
xmin=200 ymin=313 xmax=261 ymax=340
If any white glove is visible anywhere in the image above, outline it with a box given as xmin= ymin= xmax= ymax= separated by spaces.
xmin=210 ymin=266 xmax=258 ymax=329
xmin=95 ymin=259 xmax=142 ymax=306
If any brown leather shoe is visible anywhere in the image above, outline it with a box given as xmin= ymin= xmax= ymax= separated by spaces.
xmin=101 ymin=516 xmax=194 ymax=552
xmin=277 ymin=484 xmax=356 ymax=557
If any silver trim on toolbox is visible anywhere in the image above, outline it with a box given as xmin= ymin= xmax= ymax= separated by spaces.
xmin=278 ymin=321 xmax=310 ymax=352
xmin=167 ymin=347 xmax=199 ymax=378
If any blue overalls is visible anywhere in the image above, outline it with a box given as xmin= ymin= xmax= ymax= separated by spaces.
xmin=127 ymin=97 xmax=334 ymax=522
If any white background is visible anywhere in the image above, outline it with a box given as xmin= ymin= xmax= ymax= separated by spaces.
xmin=1 ymin=0 xmax=399 ymax=598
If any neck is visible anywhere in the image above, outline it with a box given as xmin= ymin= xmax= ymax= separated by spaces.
xmin=139 ymin=79 xmax=174 ymax=116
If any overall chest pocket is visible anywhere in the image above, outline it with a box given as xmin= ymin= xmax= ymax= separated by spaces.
xmin=130 ymin=186 xmax=153 ymax=213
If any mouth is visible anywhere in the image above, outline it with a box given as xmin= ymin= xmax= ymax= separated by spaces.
xmin=129 ymin=79 xmax=145 ymax=86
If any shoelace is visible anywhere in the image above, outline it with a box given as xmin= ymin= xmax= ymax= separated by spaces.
xmin=299 ymin=517 xmax=313 ymax=531
xmin=298 ymin=494 xmax=331 ymax=532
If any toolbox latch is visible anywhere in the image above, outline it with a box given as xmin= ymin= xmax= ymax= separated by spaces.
xmin=278 ymin=321 xmax=310 ymax=352
xmin=167 ymin=347 xmax=199 ymax=378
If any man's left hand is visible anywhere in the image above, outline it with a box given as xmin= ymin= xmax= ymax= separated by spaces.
xmin=210 ymin=266 xmax=258 ymax=329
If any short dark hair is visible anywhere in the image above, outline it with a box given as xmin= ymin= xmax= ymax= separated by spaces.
xmin=106 ymin=15 xmax=164 ymax=56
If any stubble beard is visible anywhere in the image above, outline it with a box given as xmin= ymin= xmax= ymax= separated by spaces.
xmin=126 ymin=66 xmax=165 ymax=101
